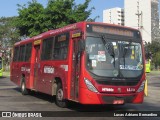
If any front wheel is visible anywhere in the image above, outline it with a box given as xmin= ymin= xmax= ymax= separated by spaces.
xmin=55 ymin=83 xmax=67 ymax=108
xmin=21 ymin=77 xmax=29 ymax=95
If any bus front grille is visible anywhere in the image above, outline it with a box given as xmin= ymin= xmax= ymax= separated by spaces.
xmin=96 ymin=80 xmax=139 ymax=86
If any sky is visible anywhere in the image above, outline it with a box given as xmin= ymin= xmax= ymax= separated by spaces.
xmin=0 ymin=0 xmax=124 ymax=22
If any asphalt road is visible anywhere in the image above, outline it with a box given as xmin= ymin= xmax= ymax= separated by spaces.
xmin=0 ymin=73 xmax=160 ymax=119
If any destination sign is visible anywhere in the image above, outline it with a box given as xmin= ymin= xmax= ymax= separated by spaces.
xmin=34 ymin=39 xmax=41 ymax=45
xmin=72 ymin=32 xmax=81 ymax=38
xmin=87 ymin=24 xmax=140 ymax=38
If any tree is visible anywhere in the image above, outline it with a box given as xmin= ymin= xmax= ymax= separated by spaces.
xmin=0 ymin=17 xmax=20 ymax=46
xmin=0 ymin=17 xmax=20 ymax=70
xmin=144 ymin=41 xmax=160 ymax=69
xmin=15 ymin=0 xmax=95 ymax=37
xmin=15 ymin=0 xmax=46 ymax=37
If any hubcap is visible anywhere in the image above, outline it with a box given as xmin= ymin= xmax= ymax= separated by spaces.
xmin=22 ymin=82 xmax=25 ymax=91
xmin=57 ymin=89 xmax=63 ymax=101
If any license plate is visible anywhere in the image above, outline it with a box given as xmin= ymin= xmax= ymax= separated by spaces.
xmin=113 ymin=100 xmax=124 ymax=104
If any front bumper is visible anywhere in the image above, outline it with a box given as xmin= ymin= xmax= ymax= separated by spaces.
xmin=79 ymin=87 xmax=144 ymax=104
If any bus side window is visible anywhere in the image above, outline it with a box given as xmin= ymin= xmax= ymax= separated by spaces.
xmin=25 ymin=43 xmax=32 ymax=62
xmin=41 ymin=37 xmax=54 ymax=60
xmin=53 ymin=32 xmax=69 ymax=60
xmin=13 ymin=47 xmax=19 ymax=62
xmin=18 ymin=45 xmax=26 ymax=62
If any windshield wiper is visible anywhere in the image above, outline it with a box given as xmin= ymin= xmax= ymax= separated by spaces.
xmin=100 ymin=35 xmax=116 ymax=67
xmin=122 ymin=41 xmax=132 ymax=68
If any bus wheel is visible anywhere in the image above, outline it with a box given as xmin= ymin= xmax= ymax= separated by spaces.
xmin=21 ymin=77 xmax=29 ymax=95
xmin=56 ymin=83 xmax=67 ymax=108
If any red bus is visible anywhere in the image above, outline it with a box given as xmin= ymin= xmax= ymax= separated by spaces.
xmin=10 ymin=22 xmax=145 ymax=107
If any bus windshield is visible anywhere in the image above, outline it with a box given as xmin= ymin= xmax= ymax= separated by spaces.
xmin=85 ymin=37 xmax=143 ymax=78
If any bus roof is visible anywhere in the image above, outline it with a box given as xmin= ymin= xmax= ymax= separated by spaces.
xmin=14 ymin=21 xmax=140 ymax=46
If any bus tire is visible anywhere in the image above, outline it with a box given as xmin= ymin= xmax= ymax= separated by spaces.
xmin=21 ymin=77 xmax=29 ymax=95
xmin=55 ymin=83 xmax=67 ymax=108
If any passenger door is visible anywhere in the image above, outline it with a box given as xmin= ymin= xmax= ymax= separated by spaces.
xmin=33 ymin=45 xmax=40 ymax=89
xmin=70 ymin=39 xmax=80 ymax=101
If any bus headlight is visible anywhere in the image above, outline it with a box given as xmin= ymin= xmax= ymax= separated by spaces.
xmin=137 ymin=81 xmax=145 ymax=92
xmin=84 ymin=78 xmax=98 ymax=93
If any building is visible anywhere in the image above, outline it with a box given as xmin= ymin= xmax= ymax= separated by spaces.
xmin=151 ymin=0 xmax=160 ymax=41
xmin=125 ymin=0 xmax=159 ymax=43
xmin=103 ymin=7 xmax=124 ymax=26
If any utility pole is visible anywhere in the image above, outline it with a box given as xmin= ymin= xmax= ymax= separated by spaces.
xmin=135 ymin=0 xmax=143 ymax=30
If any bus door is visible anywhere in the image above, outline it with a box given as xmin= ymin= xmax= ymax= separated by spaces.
xmin=70 ymin=39 xmax=81 ymax=101
xmin=33 ymin=45 xmax=40 ymax=89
